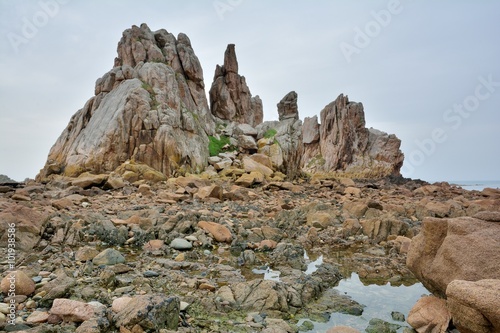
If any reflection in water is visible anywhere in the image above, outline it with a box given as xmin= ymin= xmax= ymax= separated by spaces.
xmin=305 ymin=252 xmax=323 ymax=275
xmin=299 ymin=272 xmax=429 ymax=332
xmin=251 ymin=267 xmax=281 ymax=281
xmin=252 ymin=251 xmax=324 ymax=281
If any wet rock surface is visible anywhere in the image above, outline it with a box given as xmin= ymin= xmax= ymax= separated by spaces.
xmin=0 ymin=175 xmax=496 ymax=332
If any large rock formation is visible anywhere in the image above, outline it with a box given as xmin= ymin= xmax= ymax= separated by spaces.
xmin=407 ymin=213 xmax=500 ymax=332
xmin=407 ymin=215 xmax=500 ymax=298
xmin=302 ymin=94 xmax=404 ymax=178
xmin=256 ymin=91 xmax=303 ymax=179
xmin=37 ymin=23 xmax=215 ymax=180
xmin=37 ymin=24 xmax=404 ymax=182
xmin=209 ymin=44 xmax=263 ymax=127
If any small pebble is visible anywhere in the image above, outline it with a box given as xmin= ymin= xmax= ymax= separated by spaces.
xmin=170 ymin=238 xmax=193 ymax=250
xmin=143 ymin=270 xmax=160 ymax=278
xmin=25 ymin=300 xmax=36 ymax=309
xmin=180 ymin=301 xmax=190 ymax=311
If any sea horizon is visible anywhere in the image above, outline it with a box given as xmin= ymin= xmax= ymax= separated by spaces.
xmin=432 ymin=179 xmax=500 ymax=191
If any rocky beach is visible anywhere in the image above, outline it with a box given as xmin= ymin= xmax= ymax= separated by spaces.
xmin=0 ymin=24 xmax=499 ymax=333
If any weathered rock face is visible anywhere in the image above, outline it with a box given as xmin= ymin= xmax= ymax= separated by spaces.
xmin=302 ymin=94 xmax=404 ymax=178
xmin=209 ymin=44 xmax=263 ymax=127
xmin=446 ymin=279 xmax=500 ymax=333
xmin=37 ymin=23 xmax=215 ymax=181
xmin=407 ymin=213 xmax=500 ymax=332
xmin=252 ymin=91 xmax=303 ymax=178
xmin=257 ymin=118 xmax=303 ymax=179
xmin=407 ymin=295 xmax=450 ymax=333
xmin=277 ymin=91 xmax=299 ymax=121
xmin=407 ymin=215 xmax=500 ymax=298
xmin=113 ymin=294 xmax=180 ymax=330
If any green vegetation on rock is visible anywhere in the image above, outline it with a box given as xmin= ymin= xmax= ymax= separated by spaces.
xmin=263 ymin=128 xmax=277 ymax=139
xmin=208 ymin=135 xmax=234 ymax=156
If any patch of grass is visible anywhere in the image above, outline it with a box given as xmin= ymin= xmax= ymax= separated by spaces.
xmin=263 ymin=128 xmax=277 ymax=139
xmin=208 ymin=135 xmax=234 ymax=157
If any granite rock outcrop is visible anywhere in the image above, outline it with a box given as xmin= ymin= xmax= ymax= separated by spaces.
xmin=254 ymin=91 xmax=303 ymax=178
xmin=37 ymin=23 xmax=405 ymax=186
xmin=209 ymin=44 xmax=263 ymax=127
xmin=302 ymin=94 xmax=404 ymax=178
xmin=37 ymin=23 xmax=215 ymax=181
xmin=407 ymin=215 xmax=500 ymax=298
xmin=407 ymin=212 xmax=500 ymax=332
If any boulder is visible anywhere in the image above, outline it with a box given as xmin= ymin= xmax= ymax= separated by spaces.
xmin=250 ymin=153 xmax=273 ymax=169
xmin=243 ymin=156 xmax=273 ymax=177
xmin=1 ymin=271 xmax=35 ymax=296
xmin=170 ymin=238 xmax=193 ymax=250
xmin=113 ymin=294 xmax=179 ymax=330
xmin=92 ymin=248 xmax=126 ymax=266
xmin=446 ymin=279 xmax=500 ymax=333
xmin=277 ymin=91 xmax=299 ymax=121
xmin=270 ymin=243 xmax=306 ymax=270
xmin=307 ymin=211 xmax=337 ymax=229
xmin=231 ymin=279 xmax=288 ymax=312
xmin=49 ymin=299 xmax=95 ymax=323
xmin=37 ymin=23 xmax=215 ymax=181
xmin=0 ymin=203 xmax=50 ymax=252
xmin=237 ymin=135 xmax=258 ymax=150
xmin=71 ymin=172 xmax=108 ymax=188
xmin=209 ymin=44 xmax=263 ymax=127
xmin=407 ymin=216 xmax=500 ymax=297
xmin=112 ymin=296 xmax=133 ymax=313
xmin=194 ymin=184 xmax=223 ymax=200
xmin=75 ymin=246 xmax=99 ymax=262
xmin=26 ymin=311 xmax=50 ymax=324
xmin=198 ymin=221 xmax=232 ymax=243
xmin=407 ymin=295 xmax=450 ymax=333
xmin=235 ymin=173 xmax=257 ymax=187
xmin=234 ymin=123 xmax=258 ymax=136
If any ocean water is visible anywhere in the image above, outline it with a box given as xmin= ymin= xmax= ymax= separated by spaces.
xmin=445 ymin=180 xmax=500 ymax=191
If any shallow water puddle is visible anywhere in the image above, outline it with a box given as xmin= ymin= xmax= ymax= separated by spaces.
xmin=298 ymin=272 xmax=429 ymax=332
xmin=252 ymin=251 xmax=323 ymax=281
xmin=251 ymin=267 xmax=281 ymax=281
xmin=304 ymin=252 xmax=323 ymax=275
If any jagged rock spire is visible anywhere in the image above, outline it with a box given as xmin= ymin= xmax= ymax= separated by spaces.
xmin=209 ymin=44 xmax=263 ymax=127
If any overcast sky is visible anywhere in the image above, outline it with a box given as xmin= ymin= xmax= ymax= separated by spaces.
xmin=1 ymin=0 xmax=499 ymax=182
